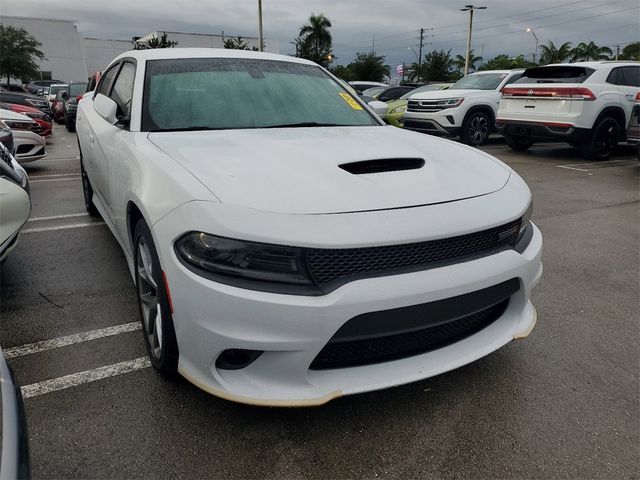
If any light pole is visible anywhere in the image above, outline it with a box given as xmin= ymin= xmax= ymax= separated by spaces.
xmin=460 ymin=5 xmax=486 ymax=76
xmin=258 ymin=0 xmax=264 ymax=52
xmin=526 ymin=27 xmax=539 ymax=64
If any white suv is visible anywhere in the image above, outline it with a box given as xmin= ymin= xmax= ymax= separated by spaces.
xmin=403 ymin=70 xmax=524 ymax=146
xmin=497 ymin=61 xmax=640 ymax=159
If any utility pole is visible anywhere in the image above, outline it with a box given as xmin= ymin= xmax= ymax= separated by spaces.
xmin=461 ymin=5 xmax=486 ymax=76
xmin=258 ymin=0 xmax=264 ymax=52
xmin=526 ymin=27 xmax=539 ymax=64
xmin=417 ymin=28 xmax=425 ymax=82
xmin=615 ymin=45 xmax=620 ymax=60
xmin=372 ymin=33 xmax=375 ymax=53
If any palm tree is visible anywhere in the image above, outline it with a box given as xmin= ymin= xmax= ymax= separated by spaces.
xmin=571 ymin=41 xmax=612 ymax=61
xmin=538 ymin=41 xmax=573 ymax=65
xmin=453 ymin=50 xmax=483 ymax=73
xmin=298 ymin=14 xmax=333 ymax=67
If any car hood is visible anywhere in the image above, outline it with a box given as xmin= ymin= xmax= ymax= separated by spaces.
xmin=0 ymin=109 xmax=31 ymax=121
xmin=148 ymin=126 xmax=510 ymax=215
xmin=409 ymin=89 xmax=490 ymax=100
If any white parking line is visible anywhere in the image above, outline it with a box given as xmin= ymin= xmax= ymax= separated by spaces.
xmin=4 ymin=322 xmax=141 ymax=359
xmin=22 ymin=222 xmax=105 ymax=234
xmin=557 ymin=159 xmax=628 ymax=172
xmin=21 ymin=357 xmax=151 ymax=399
xmin=29 ymin=177 xmax=81 ymax=183
xmin=29 ymin=173 xmax=81 ymax=179
xmin=27 ymin=212 xmax=88 ymax=222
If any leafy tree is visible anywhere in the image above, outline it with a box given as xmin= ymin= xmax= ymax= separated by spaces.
xmin=619 ymin=42 xmax=640 ymax=60
xmin=453 ymin=50 xmax=482 ymax=73
xmin=409 ymin=50 xmax=454 ymax=82
xmin=571 ymin=41 xmax=612 ymax=61
xmin=0 ymin=25 xmax=45 ymax=86
xmin=296 ymin=14 xmax=333 ymax=67
xmin=133 ymin=32 xmax=178 ymax=50
xmin=329 ymin=64 xmax=356 ymax=82
xmin=479 ymin=54 xmax=534 ymax=70
xmin=538 ymin=41 xmax=573 ymax=65
xmin=348 ymin=52 xmax=389 ymax=82
xmin=223 ymin=35 xmax=257 ymax=51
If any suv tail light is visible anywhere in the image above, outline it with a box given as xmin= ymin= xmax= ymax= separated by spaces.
xmin=635 ymin=91 xmax=640 ymax=101
xmin=76 ymin=95 xmax=83 ymax=101
xmin=502 ymin=87 xmax=596 ymax=101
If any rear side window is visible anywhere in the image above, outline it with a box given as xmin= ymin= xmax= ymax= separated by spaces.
xmin=609 ymin=66 xmax=640 ymax=87
xmin=515 ymin=66 xmax=595 ymax=84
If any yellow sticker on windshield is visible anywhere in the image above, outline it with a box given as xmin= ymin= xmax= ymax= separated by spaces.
xmin=338 ymin=92 xmax=363 ymax=110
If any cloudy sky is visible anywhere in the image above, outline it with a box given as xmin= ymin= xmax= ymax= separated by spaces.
xmin=2 ymin=0 xmax=638 ymax=74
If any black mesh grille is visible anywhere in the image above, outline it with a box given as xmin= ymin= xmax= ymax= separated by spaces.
xmin=310 ymin=299 xmax=509 ymax=370
xmin=307 ymin=219 xmax=521 ymax=288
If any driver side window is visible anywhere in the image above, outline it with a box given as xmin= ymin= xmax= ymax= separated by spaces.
xmin=109 ymin=62 xmax=136 ymax=118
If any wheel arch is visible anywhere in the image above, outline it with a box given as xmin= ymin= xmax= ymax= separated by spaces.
xmin=593 ymin=106 xmax=627 ymax=140
xmin=126 ymin=200 xmax=145 ymax=251
xmin=463 ymin=105 xmax=496 ymax=131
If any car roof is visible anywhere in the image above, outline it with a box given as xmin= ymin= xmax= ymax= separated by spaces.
xmin=110 ymin=48 xmax=318 ymax=67
xmin=470 ymin=69 xmax=524 ymax=74
xmin=542 ymin=61 xmax=640 ymax=68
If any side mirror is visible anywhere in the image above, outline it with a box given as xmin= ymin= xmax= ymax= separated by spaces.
xmin=368 ymin=100 xmax=389 ymax=117
xmin=94 ymin=94 xmax=118 ymax=124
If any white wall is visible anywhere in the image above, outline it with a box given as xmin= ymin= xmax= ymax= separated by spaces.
xmin=0 ymin=15 xmax=87 ymax=82
xmin=82 ymin=37 xmax=133 ymax=74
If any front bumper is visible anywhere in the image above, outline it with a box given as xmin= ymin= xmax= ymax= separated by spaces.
xmin=156 ymin=214 xmax=542 ymax=406
xmin=402 ymin=107 xmax=463 ymax=136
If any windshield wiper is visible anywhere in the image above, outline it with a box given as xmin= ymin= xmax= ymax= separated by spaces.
xmin=262 ymin=122 xmax=347 ymax=129
xmin=149 ymin=126 xmax=226 ymax=132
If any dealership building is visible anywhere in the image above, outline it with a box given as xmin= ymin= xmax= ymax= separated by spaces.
xmin=0 ymin=15 xmax=279 ymax=84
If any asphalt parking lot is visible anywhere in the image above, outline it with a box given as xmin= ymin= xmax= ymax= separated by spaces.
xmin=1 ymin=124 xmax=638 ymax=479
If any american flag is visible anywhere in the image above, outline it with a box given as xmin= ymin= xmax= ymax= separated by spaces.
xmin=396 ymin=64 xmax=404 ymax=75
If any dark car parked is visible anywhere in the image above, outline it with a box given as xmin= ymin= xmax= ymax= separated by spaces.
xmin=24 ymin=80 xmax=65 ymax=95
xmin=0 ymin=348 xmax=30 ymax=479
xmin=0 ymin=92 xmax=51 ymax=115
xmin=61 ymin=82 xmax=88 ymax=132
xmin=376 ymin=85 xmax=417 ymax=102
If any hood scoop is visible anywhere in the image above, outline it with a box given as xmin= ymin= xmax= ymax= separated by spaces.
xmin=339 ymin=157 xmax=425 ymax=175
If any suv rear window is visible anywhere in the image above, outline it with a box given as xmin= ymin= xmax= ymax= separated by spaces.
xmin=515 ymin=66 xmax=595 ymax=84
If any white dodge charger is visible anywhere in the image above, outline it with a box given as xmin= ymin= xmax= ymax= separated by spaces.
xmin=76 ymin=49 xmax=542 ymax=406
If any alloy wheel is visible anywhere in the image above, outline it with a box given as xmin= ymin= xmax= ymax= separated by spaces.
xmin=136 ymin=237 xmax=163 ymax=359
xmin=593 ymin=120 xmax=618 ymax=157
xmin=468 ymin=114 xmax=489 ymax=145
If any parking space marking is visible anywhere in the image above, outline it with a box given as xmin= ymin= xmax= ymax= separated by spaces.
xmin=29 ymin=173 xmax=81 ymax=179
xmin=22 ymin=222 xmax=105 ymax=234
xmin=4 ymin=322 xmax=141 ymax=359
xmin=21 ymin=357 xmax=151 ymax=399
xmin=29 ymin=177 xmax=81 ymax=184
xmin=27 ymin=213 xmax=88 ymax=222
xmin=557 ymin=159 xmax=628 ymax=172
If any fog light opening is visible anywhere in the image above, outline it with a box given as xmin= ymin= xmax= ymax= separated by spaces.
xmin=216 ymin=349 xmax=263 ymax=370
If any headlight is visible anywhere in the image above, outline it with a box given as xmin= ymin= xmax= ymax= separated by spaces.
xmin=435 ymin=98 xmax=464 ymax=108
xmin=515 ymin=200 xmax=534 ymax=252
xmin=175 ymin=233 xmax=316 ymax=291
xmin=390 ymin=105 xmax=406 ymax=114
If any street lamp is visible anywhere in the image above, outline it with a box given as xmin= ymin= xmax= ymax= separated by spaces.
xmin=460 ymin=5 xmax=486 ymax=76
xmin=526 ymin=27 xmax=539 ymax=64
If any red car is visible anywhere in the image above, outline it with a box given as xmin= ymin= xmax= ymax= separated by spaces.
xmin=0 ymin=102 xmax=52 ymax=136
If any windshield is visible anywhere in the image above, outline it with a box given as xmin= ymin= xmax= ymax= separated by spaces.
xmin=362 ymin=87 xmax=385 ymax=97
xmin=450 ymin=73 xmax=508 ymax=91
xmin=400 ymin=84 xmax=447 ymax=100
xmin=50 ymin=85 xmax=68 ymax=95
xmin=69 ymin=84 xmax=88 ymax=96
xmin=142 ymin=58 xmax=379 ymax=131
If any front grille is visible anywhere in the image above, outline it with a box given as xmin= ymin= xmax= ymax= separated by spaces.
xmin=407 ymin=100 xmax=447 ymax=113
xmin=403 ymin=119 xmax=441 ymax=132
xmin=310 ymin=295 xmax=512 ymax=370
xmin=307 ymin=219 xmax=521 ymax=288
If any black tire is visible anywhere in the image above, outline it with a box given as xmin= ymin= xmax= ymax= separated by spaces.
xmin=461 ymin=110 xmax=491 ymax=146
xmin=133 ymin=219 xmax=179 ymax=376
xmin=66 ymin=118 xmax=76 ymax=132
xmin=80 ymin=157 xmax=100 ymax=217
xmin=505 ymin=134 xmax=533 ymax=152
xmin=580 ymin=117 xmax=620 ymax=160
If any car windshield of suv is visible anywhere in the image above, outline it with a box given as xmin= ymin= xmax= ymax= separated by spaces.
xmin=450 ymin=73 xmax=508 ymax=90
xmin=400 ymin=84 xmax=446 ymax=99
xmin=50 ymin=85 xmax=68 ymax=95
xmin=142 ymin=58 xmax=379 ymax=131
xmin=69 ymin=84 xmax=88 ymax=96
